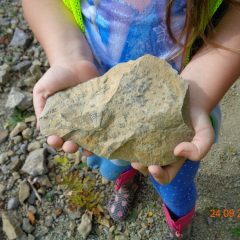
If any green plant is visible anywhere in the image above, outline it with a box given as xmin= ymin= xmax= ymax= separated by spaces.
xmin=6 ymin=107 xmax=32 ymax=129
xmin=54 ymin=155 xmax=103 ymax=217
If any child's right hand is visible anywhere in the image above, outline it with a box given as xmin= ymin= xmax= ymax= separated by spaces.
xmin=33 ymin=60 xmax=98 ymax=153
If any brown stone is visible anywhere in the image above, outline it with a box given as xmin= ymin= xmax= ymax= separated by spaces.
xmin=39 ymin=55 xmax=193 ymax=166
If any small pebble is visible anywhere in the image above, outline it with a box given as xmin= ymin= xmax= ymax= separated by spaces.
xmin=7 ymin=197 xmax=20 ymax=210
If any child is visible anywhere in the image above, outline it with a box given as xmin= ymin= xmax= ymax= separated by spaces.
xmin=22 ymin=0 xmax=240 ymax=239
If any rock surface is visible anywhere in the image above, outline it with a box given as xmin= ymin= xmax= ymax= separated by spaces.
xmin=2 ymin=211 xmax=26 ymax=240
xmin=40 ymin=55 xmax=193 ymax=166
xmin=5 ymin=87 xmax=32 ymax=110
xmin=21 ymin=148 xmax=48 ymax=176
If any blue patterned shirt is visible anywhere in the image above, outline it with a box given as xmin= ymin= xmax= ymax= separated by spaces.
xmin=81 ymin=0 xmax=187 ymax=74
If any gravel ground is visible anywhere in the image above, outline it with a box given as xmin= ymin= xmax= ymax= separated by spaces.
xmin=0 ymin=1 xmax=240 ymax=240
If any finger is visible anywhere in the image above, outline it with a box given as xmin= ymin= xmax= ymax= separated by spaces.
xmin=131 ymin=162 xmax=148 ymax=175
xmin=62 ymin=141 xmax=79 ymax=153
xmin=82 ymin=149 xmax=93 ymax=156
xmin=47 ymin=135 xmax=64 ymax=149
xmin=148 ymin=165 xmax=169 ymax=184
xmin=174 ymin=130 xmax=214 ymax=160
xmin=174 ymin=142 xmax=199 ymax=160
xmin=149 ymin=159 xmax=185 ymax=184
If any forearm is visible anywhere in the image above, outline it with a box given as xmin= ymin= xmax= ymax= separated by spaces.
xmin=181 ymin=6 xmax=240 ymax=114
xmin=21 ymin=0 xmax=94 ymax=65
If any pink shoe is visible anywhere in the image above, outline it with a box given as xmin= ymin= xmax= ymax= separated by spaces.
xmin=163 ymin=203 xmax=195 ymax=240
xmin=108 ymin=168 xmax=141 ymax=222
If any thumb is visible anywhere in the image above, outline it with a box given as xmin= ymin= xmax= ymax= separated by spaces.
xmin=33 ymin=86 xmax=49 ymax=129
xmin=174 ymin=128 xmax=214 ymax=160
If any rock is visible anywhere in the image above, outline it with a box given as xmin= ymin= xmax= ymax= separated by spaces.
xmin=0 ymin=183 xmax=6 ymax=195
xmin=22 ymin=128 xmax=33 ymax=139
xmin=12 ymin=135 xmax=22 ymax=144
xmin=2 ymin=211 xmax=25 ymax=240
xmin=24 ymin=115 xmax=36 ymax=123
xmin=5 ymin=87 xmax=33 ymax=111
xmin=115 ymin=235 xmax=128 ymax=240
xmin=0 ymin=129 xmax=8 ymax=144
xmin=22 ymin=218 xmax=35 ymax=234
xmin=45 ymin=215 xmax=53 ymax=227
xmin=27 ymin=191 xmax=36 ymax=205
xmin=21 ymin=148 xmax=48 ymax=176
xmin=19 ymin=181 xmax=30 ymax=204
xmin=34 ymin=175 xmax=51 ymax=187
xmin=27 ymin=141 xmax=41 ymax=152
xmin=0 ymin=152 xmax=9 ymax=164
xmin=9 ymin=27 xmax=32 ymax=49
xmin=8 ymin=157 xmax=22 ymax=171
xmin=7 ymin=197 xmax=20 ymax=210
xmin=10 ymin=122 xmax=27 ymax=138
xmin=77 ymin=210 xmax=93 ymax=239
xmin=43 ymin=143 xmax=57 ymax=155
xmin=12 ymin=60 xmax=31 ymax=72
xmin=40 ymin=55 xmax=193 ymax=166
xmin=28 ymin=205 xmax=37 ymax=214
xmin=20 ymin=143 xmax=28 ymax=154
xmin=0 ymin=63 xmax=10 ymax=85
xmin=27 ymin=234 xmax=35 ymax=240
xmin=22 ymin=76 xmax=37 ymax=88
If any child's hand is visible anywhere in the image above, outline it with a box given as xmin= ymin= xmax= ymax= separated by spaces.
xmin=33 ymin=60 xmax=98 ymax=153
xmin=132 ymin=106 xmax=215 ymax=184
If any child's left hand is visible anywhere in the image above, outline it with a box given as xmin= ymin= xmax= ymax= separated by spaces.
xmin=132 ymin=106 xmax=215 ymax=184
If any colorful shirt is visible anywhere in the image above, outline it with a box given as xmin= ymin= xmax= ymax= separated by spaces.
xmin=81 ymin=0 xmax=187 ymax=74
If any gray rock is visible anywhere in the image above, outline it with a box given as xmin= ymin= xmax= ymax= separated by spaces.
xmin=22 ymin=128 xmax=33 ymax=139
xmin=0 ymin=64 xmax=10 ymax=85
xmin=0 ymin=183 xmax=6 ymax=195
xmin=9 ymin=28 xmax=32 ymax=49
xmin=5 ymin=87 xmax=33 ymax=111
xmin=8 ymin=157 xmax=22 ymax=171
xmin=27 ymin=191 xmax=36 ymax=205
xmin=22 ymin=76 xmax=37 ymax=88
xmin=12 ymin=135 xmax=22 ymax=144
xmin=21 ymin=148 xmax=48 ymax=176
xmin=45 ymin=215 xmax=53 ymax=227
xmin=0 ymin=152 xmax=9 ymax=164
xmin=27 ymin=141 xmax=41 ymax=152
xmin=27 ymin=234 xmax=35 ymax=240
xmin=34 ymin=175 xmax=51 ymax=187
xmin=0 ymin=129 xmax=8 ymax=144
xmin=20 ymin=143 xmax=28 ymax=154
xmin=40 ymin=55 xmax=193 ymax=166
xmin=2 ymin=211 xmax=25 ymax=240
xmin=77 ymin=210 xmax=93 ymax=239
xmin=10 ymin=122 xmax=27 ymax=138
xmin=19 ymin=181 xmax=30 ymax=204
xmin=12 ymin=60 xmax=31 ymax=72
xmin=24 ymin=115 xmax=37 ymax=124
xmin=43 ymin=143 xmax=57 ymax=155
xmin=22 ymin=218 xmax=34 ymax=234
xmin=7 ymin=197 xmax=20 ymax=210
xmin=28 ymin=205 xmax=37 ymax=214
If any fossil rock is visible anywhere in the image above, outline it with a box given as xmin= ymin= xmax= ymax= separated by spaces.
xmin=39 ymin=55 xmax=193 ymax=166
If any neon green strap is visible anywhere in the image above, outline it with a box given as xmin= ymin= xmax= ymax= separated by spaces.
xmin=63 ymin=0 xmax=85 ymax=33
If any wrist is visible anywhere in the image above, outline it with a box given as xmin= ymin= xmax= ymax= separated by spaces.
xmin=52 ymin=59 xmax=99 ymax=84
